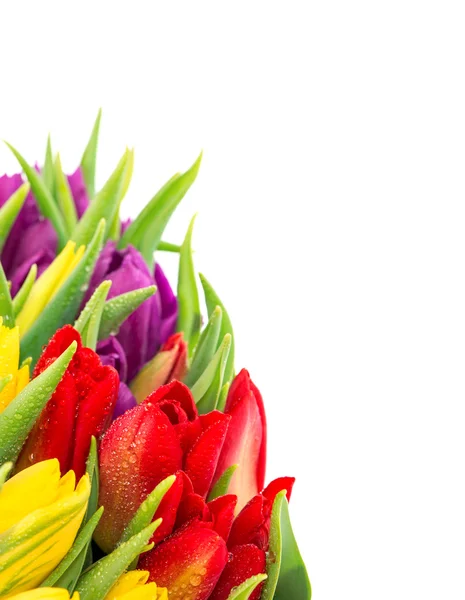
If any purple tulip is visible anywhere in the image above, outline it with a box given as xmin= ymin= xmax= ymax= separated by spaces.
xmin=84 ymin=241 xmax=178 ymax=382
xmin=0 ymin=167 xmax=90 ymax=295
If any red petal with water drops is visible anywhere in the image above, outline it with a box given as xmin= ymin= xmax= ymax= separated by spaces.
xmin=208 ymin=494 xmax=237 ymax=541
xmin=209 ymin=544 xmax=266 ymax=600
xmin=140 ymin=521 xmax=228 ymax=600
xmin=262 ymin=476 xmax=295 ymax=504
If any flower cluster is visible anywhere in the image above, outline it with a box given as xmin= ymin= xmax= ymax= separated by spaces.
xmin=0 ymin=113 xmax=310 ymax=600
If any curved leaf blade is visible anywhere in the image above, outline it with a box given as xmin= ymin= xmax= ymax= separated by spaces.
xmin=184 ymin=305 xmax=222 ymax=387
xmin=80 ymin=109 xmax=102 ymax=199
xmin=12 ymin=264 xmax=37 ymax=318
xmin=98 ymin=285 xmax=156 ymax=341
xmin=0 ymin=182 xmax=29 ymax=252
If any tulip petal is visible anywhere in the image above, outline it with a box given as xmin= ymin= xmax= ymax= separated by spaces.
xmin=199 ymin=273 xmax=235 ymax=384
xmin=0 ymin=182 xmax=29 ymax=252
xmin=209 ymin=546 xmax=266 ymax=600
xmin=139 ymin=521 xmax=228 ymax=600
xmin=76 ymin=520 xmax=160 ymax=600
xmin=208 ymin=494 xmax=237 ymax=541
xmin=151 ymin=470 xmax=186 ymax=545
xmin=41 ymin=506 xmax=103 ymax=591
xmin=0 ymin=341 xmax=77 ymax=464
xmin=120 ymin=153 xmax=202 ymax=266
xmin=80 ymin=109 xmax=102 ymax=199
xmin=184 ymin=412 xmax=231 ymax=497
xmin=20 ymin=220 xmax=105 ymax=365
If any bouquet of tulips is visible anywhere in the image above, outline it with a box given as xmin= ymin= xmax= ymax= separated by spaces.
xmin=0 ymin=112 xmax=311 ymax=600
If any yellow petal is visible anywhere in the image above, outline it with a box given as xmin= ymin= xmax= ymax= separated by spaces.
xmin=0 ymin=460 xmax=61 ymax=534
xmin=0 ymin=472 xmax=90 ymax=596
xmin=9 ymin=588 xmax=79 ymax=599
xmin=0 ymin=324 xmax=20 ymax=411
xmin=16 ymin=241 xmax=81 ymax=334
xmin=105 ymin=571 xmax=168 ymax=600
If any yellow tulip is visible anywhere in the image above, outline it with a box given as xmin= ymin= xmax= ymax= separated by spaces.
xmin=9 ymin=588 xmax=79 ymax=599
xmin=16 ymin=241 xmax=85 ymax=335
xmin=106 ymin=571 xmax=168 ymax=600
xmin=0 ymin=318 xmax=29 ymax=413
xmin=0 ymin=459 xmax=90 ymax=598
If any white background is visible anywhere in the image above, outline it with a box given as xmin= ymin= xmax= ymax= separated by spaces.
xmin=1 ymin=2 xmax=465 ymax=598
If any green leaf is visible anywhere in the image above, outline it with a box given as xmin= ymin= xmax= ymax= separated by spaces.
xmin=0 ymin=462 xmax=13 ymax=491
xmin=0 ymin=341 xmax=77 ymax=464
xmin=42 ymin=134 xmax=55 ymax=198
xmin=199 ymin=273 xmax=235 ymax=384
xmin=20 ymin=220 xmax=105 ymax=366
xmin=75 ymin=520 xmax=160 ymax=600
xmin=158 ymin=241 xmax=181 ymax=253
xmin=226 ymin=573 xmax=268 ymax=600
xmin=207 ymin=464 xmax=238 ymax=501
xmin=80 ymin=108 xmax=102 ymax=199
xmin=55 ymin=153 xmax=78 ymax=235
xmin=72 ymin=149 xmax=131 ymax=247
xmin=5 ymin=142 xmax=68 ymax=250
xmin=120 ymin=152 xmax=202 ymax=266
xmin=0 ymin=182 xmax=29 ymax=252
xmin=108 ymin=148 xmax=134 ymax=240
xmin=84 ymin=436 xmax=100 ymax=524
xmin=184 ymin=306 xmax=222 ymax=387
xmin=261 ymin=491 xmax=311 ymax=600
xmin=176 ymin=215 xmax=201 ymax=356
xmin=40 ymin=507 xmax=103 ymax=592
xmin=98 ymin=286 xmax=156 ymax=341
xmin=0 ymin=375 xmax=13 ymax=395
xmin=12 ymin=264 xmax=37 ymax=317
xmin=75 ymin=281 xmax=111 ymax=350
xmin=193 ymin=334 xmax=231 ymax=414
xmin=217 ymin=381 xmax=230 ymax=412
xmin=0 ymin=263 xmax=14 ymax=328
xmin=119 ymin=474 xmax=175 ymax=569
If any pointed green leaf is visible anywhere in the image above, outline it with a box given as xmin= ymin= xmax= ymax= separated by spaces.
xmin=72 ymin=149 xmax=131 ymax=247
xmin=120 ymin=152 xmax=202 ymax=266
xmin=12 ymin=264 xmax=37 ymax=317
xmin=0 ymin=341 xmax=77 ymax=464
xmin=98 ymin=285 xmax=156 ymax=341
xmin=217 ymin=381 xmax=230 ymax=412
xmin=261 ymin=491 xmax=311 ymax=600
xmin=0 ymin=182 xmax=29 ymax=252
xmin=5 ymin=142 xmax=68 ymax=250
xmin=226 ymin=573 xmax=268 ymax=600
xmin=199 ymin=274 xmax=235 ymax=384
xmin=0 ymin=375 xmax=13 ymax=396
xmin=75 ymin=520 xmax=160 ymax=600
xmin=0 ymin=462 xmax=13 ymax=491
xmin=108 ymin=148 xmax=135 ymax=240
xmin=41 ymin=507 xmax=103 ymax=592
xmin=158 ymin=240 xmax=181 ymax=253
xmin=119 ymin=475 xmax=175 ymax=569
xmin=184 ymin=306 xmax=222 ymax=387
xmin=193 ymin=334 xmax=231 ymax=414
xmin=20 ymin=220 xmax=105 ymax=365
xmin=80 ymin=109 xmax=102 ymax=199
xmin=0 ymin=263 xmax=14 ymax=328
xmin=55 ymin=153 xmax=78 ymax=235
xmin=208 ymin=464 xmax=238 ymax=501
xmin=84 ymin=436 xmax=100 ymax=524
xmin=75 ymin=281 xmax=111 ymax=350
xmin=177 ymin=215 xmax=200 ymax=355
xmin=43 ymin=135 xmax=55 ymax=198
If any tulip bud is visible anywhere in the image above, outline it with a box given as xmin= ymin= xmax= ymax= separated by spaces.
xmin=130 ymin=332 xmax=188 ymax=403
xmin=212 ymin=369 xmax=267 ymax=511
xmin=139 ymin=521 xmax=228 ymax=600
xmin=0 ymin=459 xmax=89 ymax=596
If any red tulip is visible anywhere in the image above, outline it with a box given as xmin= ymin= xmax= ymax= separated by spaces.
xmin=16 ymin=325 xmax=119 ymax=480
xmin=95 ymin=380 xmax=231 ymax=552
xmin=139 ymin=521 xmax=229 ymax=600
xmin=212 ymin=369 xmax=267 ymax=511
xmin=130 ymin=332 xmax=188 ymax=403
xmin=209 ymin=544 xmax=266 ymax=600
